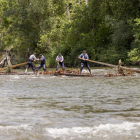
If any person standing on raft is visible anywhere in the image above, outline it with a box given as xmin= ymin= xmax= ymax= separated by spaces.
xmin=78 ymin=50 xmax=92 ymax=75
xmin=36 ymin=54 xmax=47 ymax=73
xmin=25 ymin=53 xmax=38 ymax=73
xmin=56 ymin=53 xmax=65 ymax=73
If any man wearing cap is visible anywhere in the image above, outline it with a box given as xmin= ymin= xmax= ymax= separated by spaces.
xmin=78 ymin=50 xmax=91 ymax=75
xmin=36 ymin=54 xmax=46 ymax=72
xmin=56 ymin=53 xmax=65 ymax=72
xmin=25 ymin=53 xmax=38 ymax=73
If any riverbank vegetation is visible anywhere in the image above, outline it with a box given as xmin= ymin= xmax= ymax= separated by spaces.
xmin=0 ymin=0 xmax=140 ymax=67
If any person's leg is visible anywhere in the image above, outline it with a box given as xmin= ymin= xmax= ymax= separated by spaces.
xmin=56 ymin=63 xmax=60 ymax=71
xmin=80 ymin=63 xmax=84 ymax=74
xmin=59 ymin=62 xmax=65 ymax=73
xmin=62 ymin=62 xmax=65 ymax=68
xmin=86 ymin=62 xmax=91 ymax=75
xmin=61 ymin=62 xmax=65 ymax=73
xmin=59 ymin=62 xmax=62 ymax=67
xmin=43 ymin=64 xmax=47 ymax=71
xmin=36 ymin=64 xmax=42 ymax=72
xmin=25 ymin=63 xmax=30 ymax=73
xmin=57 ymin=62 xmax=62 ymax=71
xmin=29 ymin=63 xmax=35 ymax=73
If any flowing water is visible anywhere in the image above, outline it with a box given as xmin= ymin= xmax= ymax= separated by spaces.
xmin=0 ymin=68 xmax=140 ymax=140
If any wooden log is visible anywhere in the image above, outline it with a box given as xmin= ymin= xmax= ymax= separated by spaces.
xmin=120 ymin=66 xmax=140 ymax=73
xmin=80 ymin=58 xmax=117 ymax=67
xmin=0 ymin=62 xmax=27 ymax=71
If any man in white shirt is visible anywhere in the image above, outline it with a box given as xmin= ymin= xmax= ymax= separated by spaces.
xmin=56 ymin=53 xmax=65 ymax=72
xmin=25 ymin=53 xmax=38 ymax=73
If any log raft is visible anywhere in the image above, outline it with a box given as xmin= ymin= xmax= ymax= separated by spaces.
xmin=0 ymin=58 xmax=138 ymax=77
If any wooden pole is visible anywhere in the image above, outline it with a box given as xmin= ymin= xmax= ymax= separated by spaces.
xmin=80 ymin=58 xmax=117 ymax=67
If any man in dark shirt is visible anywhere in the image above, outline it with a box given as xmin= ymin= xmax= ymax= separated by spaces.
xmin=36 ymin=54 xmax=46 ymax=72
xmin=78 ymin=50 xmax=91 ymax=75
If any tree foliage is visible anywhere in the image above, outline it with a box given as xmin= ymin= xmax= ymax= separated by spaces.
xmin=0 ymin=0 xmax=140 ymax=66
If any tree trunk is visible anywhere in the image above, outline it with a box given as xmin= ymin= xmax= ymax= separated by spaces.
xmin=77 ymin=0 xmax=80 ymax=4
xmin=0 ymin=50 xmax=13 ymax=68
xmin=65 ymin=1 xmax=70 ymax=22
xmin=93 ymin=18 xmax=96 ymax=35
xmin=52 ymin=10 xmax=55 ymax=17
xmin=30 ymin=5 xmax=43 ymax=33
xmin=0 ymin=57 xmax=6 ymax=68
xmin=0 ymin=17 xmax=2 ymax=48
xmin=66 ymin=5 xmax=70 ymax=22
xmin=0 ymin=36 xmax=1 ymax=48
xmin=67 ymin=6 xmax=70 ymax=22
xmin=6 ymin=50 xmax=12 ymax=66
xmin=85 ymin=0 xmax=88 ymax=6
xmin=25 ymin=47 xmax=30 ymax=61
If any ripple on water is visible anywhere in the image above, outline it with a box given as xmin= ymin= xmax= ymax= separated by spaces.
xmin=0 ymin=68 xmax=140 ymax=139
xmin=45 ymin=122 xmax=140 ymax=139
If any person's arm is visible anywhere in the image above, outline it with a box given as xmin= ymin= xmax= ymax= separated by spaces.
xmin=34 ymin=56 xmax=40 ymax=61
xmin=61 ymin=56 xmax=64 ymax=62
xmin=32 ymin=56 xmax=37 ymax=62
xmin=78 ymin=54 xmax=82 ymax=59
xmin=86 ymin=54 xmax=89 ymax=60
xmin=34 ymin=59 xmax=40 ymax=61
xmin=78 ymin=54 xmax=86 ymax=60
xmin=56 ymin=56 xmax=59 ymax=62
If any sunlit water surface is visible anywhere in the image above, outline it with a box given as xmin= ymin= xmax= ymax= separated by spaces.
xmin=0 ymin=68 xmax=140 ymax=140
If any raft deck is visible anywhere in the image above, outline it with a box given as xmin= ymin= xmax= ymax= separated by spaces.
xmin=0 ymin=72 xmax=134 ymax=77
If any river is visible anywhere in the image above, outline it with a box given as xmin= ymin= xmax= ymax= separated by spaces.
xmin=0 ymin=68 xmax=140 ymax=140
